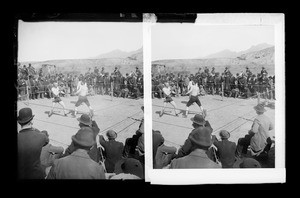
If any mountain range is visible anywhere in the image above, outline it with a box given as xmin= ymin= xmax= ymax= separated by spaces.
xmin=152 ymin=46 xmax=275 ymax=76
xmin=89 ymin=47 xmax=143 ymax=60
xmin=200 ymin=43 xmax=273 ymax=59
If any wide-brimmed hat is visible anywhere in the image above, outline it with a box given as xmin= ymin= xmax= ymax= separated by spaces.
xmin=106 ymin=130 xmax=117 ymax=139
xmin=254 ymin=104 xmax=266 ymax=113
xmin=77 ymin=114 xmax=92 ymax=126
xmin=71 ymin=127 xmax=95 ymax=148
xmin=17 ymin=108 xmax=35 ymax=124
xmin=219 ymin=130 xmax=230 ymax=139
xmin=190 ymin=114 xmax=206 ymax=126
xmin=189 ymin=127 xmax=212 ymax=148
xmin=233 ymin=157 xmax=261 ymax=168
xmin=114 ymin=158 xmax=143 ymax=179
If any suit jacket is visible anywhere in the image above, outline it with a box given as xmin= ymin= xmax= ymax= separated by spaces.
xmin=155 ymin=144 xmax=177 ymax=169
xmin=40 ymin=143 xmax=64 ymax=168
xmin=18 ymin=128 xmax=48 ymax=179
xmin=47 ymin=149 xmax=105 ymax=179
xmin=170 ymin=149 xmax=221 ymax=169
xmin=99 ymin=136 xmax=124 ymax=173
xmin=213 ymin=139 xmax=237 ymax=168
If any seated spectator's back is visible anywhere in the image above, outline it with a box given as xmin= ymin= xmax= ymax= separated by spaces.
xmin=99 ymin=130 xmax=124 ymax=173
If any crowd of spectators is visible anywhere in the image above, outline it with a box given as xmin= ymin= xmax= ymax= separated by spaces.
xmin=152 ymin=66 xmax=275 ymax=100
xmin=17 ymin=63 xmax=143 ymax=101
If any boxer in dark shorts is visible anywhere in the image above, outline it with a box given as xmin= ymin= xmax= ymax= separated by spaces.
xmin=75 ymin=95 xmax=90 ymax=107
xmin=159 ymin=82 xmax=180 ymax=117
xmin=186 ymin=95 xmax=201 ymax=107
xmin=74 ymin=79 xmax=94 ymax=117
xmin=49 ymin=82 xmax=68 ymax=117
xmin=183 ymin=80 xmax=206 ymax=118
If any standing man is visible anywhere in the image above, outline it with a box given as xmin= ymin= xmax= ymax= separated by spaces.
xmin=74 ymin=78 xmax=94 ymax=117
xmin=18 ymin=108 xmax=48 ymax=179
xmin=183 ymin=80 xmax=206 ymax=118
xmin=49 ymin=82 xmax=68 ymax=117
xmin=159 ymin=82 xmax=180 ymax=117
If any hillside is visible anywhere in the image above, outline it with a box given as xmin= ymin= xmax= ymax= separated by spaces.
xmin=201 ymin=43 xmax=273 ymax=59
xmin=152 ymin=46 xmax=275 ymax=76
xmin=90 ymin=47 xmax=143 ymax=59
xmin=20 ymin=48 xmax=143 ymax=75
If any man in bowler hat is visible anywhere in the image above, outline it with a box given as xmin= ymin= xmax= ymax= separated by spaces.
xmin=18 ymin=107 xmax=48 ymax=179
xmin=99 ymin=130 xmax=124 ymax=173
xmin=213 ymin=130 xmax=237 ymax=168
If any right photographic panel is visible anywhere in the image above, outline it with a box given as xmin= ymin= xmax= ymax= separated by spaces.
xmin=151 ymin=19 xmax=281 ymax=172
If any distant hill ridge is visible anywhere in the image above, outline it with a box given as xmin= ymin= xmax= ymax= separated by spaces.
xmin=153 ymin=46 xmax=275 ymax=76
xmin=20 ymin=47 xmax=143 ymax=75
xmin=201 ymin=43 xmax=273 ymax=59
xmin=90 ymin=47 xmax=143 ymax=59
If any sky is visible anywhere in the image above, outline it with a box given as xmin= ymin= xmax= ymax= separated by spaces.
xmin=18 ymin=21 xmax=143 ymax=62
xmin=151 ymin=23 xmax=274 ymax=61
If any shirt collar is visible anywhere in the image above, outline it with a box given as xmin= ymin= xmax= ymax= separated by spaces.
xmin=19 ymin=125 xmax=33 ymax=132
xmin=189 ymin=149 xmax=208 ymax=157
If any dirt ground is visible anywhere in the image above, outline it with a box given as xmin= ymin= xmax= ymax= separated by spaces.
xmin=152 ymin=94 xmax=275 ymax=151
xmin=17 ymin=95 xmax=144 ymax=149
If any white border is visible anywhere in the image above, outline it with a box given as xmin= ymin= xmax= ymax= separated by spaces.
xmin=145 ymin=13 xmax=286 ymax=184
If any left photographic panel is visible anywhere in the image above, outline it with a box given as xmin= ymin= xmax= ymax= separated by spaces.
xmin=17 ymin=20 xmax=144 ymax=180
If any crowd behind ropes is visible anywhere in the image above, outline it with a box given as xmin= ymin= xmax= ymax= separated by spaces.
xmin=17 ymin=63 xmax=144 ymax=101
xmin=17 ymin=106 xmax=145 ymax=180
xmin=152 ymin=66 xmax=275 ymax=100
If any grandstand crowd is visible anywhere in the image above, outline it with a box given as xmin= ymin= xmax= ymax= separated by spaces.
xmin=152 ymin=66 xmax=275 ymax=101
xmin=17 ymin=63 xmax=143 ymax=101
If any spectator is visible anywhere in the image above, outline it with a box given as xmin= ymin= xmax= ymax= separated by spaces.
xmin=236 ymin=103 xmax=274 ymax=158
xmin=136 ymin=127 xmax=145 ymax=165
xmin=176 ymin=114 xmax=213 ymax=158
xmin=170 ymin=127 xmax=221 ymax=169
xmin=233 ymin=157 xmax=261 ymax=168
xmin=47 ymin=127 xmax=106 ymax=179
xmin=213 ymin=130 xmax=237 ymax=168
xmin=152 ymin=130 xmax=165 ymax=168
xmin=40 ymin=130 xmax=64 ymax=176
xmin=60 ymin=114 xmax=101 ymax=163
xmin=18 ymin=107 xmax=48 ymax=179
xmin=154 ymin=137 xmax=177 ymax=169
xmin=99 ymin=130 xmax=124 ymax=173
xmin=111 ymin=158 xmax=144 ymax=180
xmin=123 ymin=128 xmax=143 ymax=159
